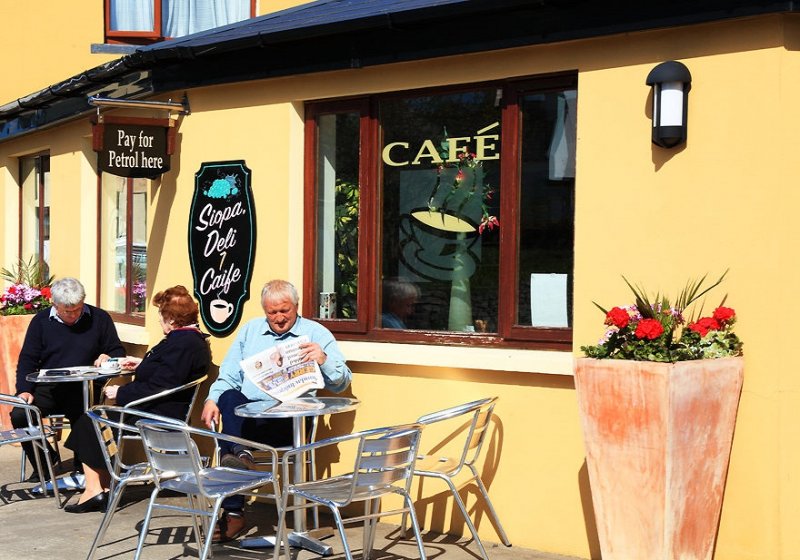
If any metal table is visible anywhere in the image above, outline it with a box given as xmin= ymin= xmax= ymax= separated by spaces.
xmin=26 ymin=366 xmax=128 ymax=493
xmin=27 ymin=366 xmax=126 ymax=410
xmin=234 ymin=396 xmax=360 ymax=555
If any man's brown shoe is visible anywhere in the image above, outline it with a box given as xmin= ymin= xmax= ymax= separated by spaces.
xmin=220 ymin=450 xmax=256 ymax=470
xmin=212 ymin=511 xmax=246 ymax=543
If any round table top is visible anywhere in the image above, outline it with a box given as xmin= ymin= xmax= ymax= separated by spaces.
xmin=26 ymin=366 xmax=129 ymax=383
xmin=235 ymin=396 xmax=360 ymax=419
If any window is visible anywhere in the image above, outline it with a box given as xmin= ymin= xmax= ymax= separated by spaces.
xmin=19 ymin=154 xmax=50 ymax=277
xmin=105 ymin=0 xmax=254 ymax=44
xmin=305 ymin=75 xmax=577 ymax=349
xmin=99 ymin=173 xmax=148 ymax=322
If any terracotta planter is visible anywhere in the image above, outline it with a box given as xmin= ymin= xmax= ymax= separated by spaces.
xmin=0 ymin=314 xmax=33 ymax=429
xmin=574 ymin=357 xmax=744 ymax=560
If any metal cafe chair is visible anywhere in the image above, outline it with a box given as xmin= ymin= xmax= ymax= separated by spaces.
xmin=84 ymin=405 xmax=188 ymax=560
xmin=0 ymin=392 xmax=62 ymax=506
xmin=275 ymin=423 xmax=427 ymax=560
xmin=121 ymin=373 xmax=208 ymax=424
xmin=114 ymin=374 xmax=208 ymax=454
xmin=134 ymin=419 xmax=284 ymax=560
xmin=20 ymin=373 xmax=207 ymax=483
xmin=402 ymin=396 xmax=511 ymax=560
xmin=19 ymin=413 xmax=67 ymax=483
xmin=84 ymin=375 xmax=209 ymax=559
xmin=227 ymin=415 xmax=323 ymax=529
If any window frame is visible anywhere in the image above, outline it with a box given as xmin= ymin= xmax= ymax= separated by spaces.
xmin=303 ymin=98 xmax=376 ymax=335
xmin=17 ymin=152 xmax=50 ymax=275
xmin=96 ymin=171 xmax=147 ymax=326
xmin=104 ymin=0 xmax=256 ymax=44
xmin=303 ymin=74 xmax=576 ymax=350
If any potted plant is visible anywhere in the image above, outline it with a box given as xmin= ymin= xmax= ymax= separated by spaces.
xmin=0 ymin=257 xmax=54 ymax=428
xmin=575 ymin=272 xmax=743 ymax=560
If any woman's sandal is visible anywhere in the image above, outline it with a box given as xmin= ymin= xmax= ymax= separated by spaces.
xmin=212 ymin=511 xmax=246 ymax=543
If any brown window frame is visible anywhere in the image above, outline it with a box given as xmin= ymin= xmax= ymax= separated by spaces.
xmin=303 ymin=74 xmax=576 ymax=351
xmin=17 ymin=152 xmax=50 ymax=274
xmin=97 ymin=172 xmax=146 ymax=326
xmin=104 ymin=0 xmax=256 ymax=44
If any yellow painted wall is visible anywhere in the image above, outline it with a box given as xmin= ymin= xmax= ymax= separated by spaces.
xmin=0 ymin=0 xmax=312 ymax=103
xmin=3 ymin=11 xmax=800 ymax=560
xmin=258 ymin=0 xmax=311 ymax=16
xmin=0 ymin=1 xmax=117 ymax=102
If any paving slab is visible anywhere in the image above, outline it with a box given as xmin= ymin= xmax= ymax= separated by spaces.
xmin=0 ymin=444 xmax=584 ymax=560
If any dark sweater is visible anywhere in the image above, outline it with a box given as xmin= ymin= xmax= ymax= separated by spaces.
xmin=16 ymin=305 xmax=126 ymax=394
xmin=116 ymin=328 xmax=211 ymax=419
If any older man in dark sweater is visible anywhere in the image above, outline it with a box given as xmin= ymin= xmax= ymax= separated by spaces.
xmin=11 ymin=277 xmax=125 ymax=481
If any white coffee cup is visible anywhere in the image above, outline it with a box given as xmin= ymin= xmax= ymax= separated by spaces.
xmin=100 ymin=360 xmax=120 ymax=372
xmin=210 ymin=298 xmax=234 ymax=323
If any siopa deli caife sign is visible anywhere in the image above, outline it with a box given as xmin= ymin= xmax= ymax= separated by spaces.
xmin=189 ymin=160 xmax=257 ymax=337
xmin=92 ymin=117 xmax=175 ymax=179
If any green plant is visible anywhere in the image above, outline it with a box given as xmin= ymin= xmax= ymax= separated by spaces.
xmin=0 ymin=257 xmax=54 ymax=316
xmin=1 ymin=256 xmax=54 ymax=288
xmin=581 ymin=271 xmax=743 ymax=362
xmin=426 ymin=129 xmax=498 ymax=234
xmin=334 ymin=178 xmax=359 ymax=318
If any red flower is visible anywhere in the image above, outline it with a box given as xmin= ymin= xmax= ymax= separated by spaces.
xmin=688 ymin=317 xmax=721 ymax=337
xmin=41 ymin=286 xmax=51 ymax=299
xmin=478 ymin=215 xmax=499 ymax=235
xmin=8 ymin=285 xmax=17 ymax=294
xmin=712 ymin=306 xmax=735 ymax=324
xmin=23 ymin=303 xmax=32 ymax=310
xmin=635 ymin=318 xmax=664 ymax=340
xmin=605 ymin=307 xmax=629 ymax=329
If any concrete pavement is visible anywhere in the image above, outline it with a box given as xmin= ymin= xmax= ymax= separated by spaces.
xmin=0 ymin=444 xmax=585 ymax=560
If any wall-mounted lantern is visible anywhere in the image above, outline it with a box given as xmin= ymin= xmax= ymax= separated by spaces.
xmin=646 ymin=61 xmax=691 ymax=148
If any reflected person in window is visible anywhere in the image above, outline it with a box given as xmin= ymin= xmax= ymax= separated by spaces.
xmin=12 ymin=277 xmax=125 ymax=483
xmin=200 ymin=279 xmax=352 ymax=542
xmin=63 ymin=286 xmax=211 ymax=513
xmin=381 ymin=277 xmax=420 ymax=329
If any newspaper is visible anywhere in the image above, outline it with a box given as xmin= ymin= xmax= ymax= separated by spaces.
xmin=240 ymin=335 xmax=324 ymax=402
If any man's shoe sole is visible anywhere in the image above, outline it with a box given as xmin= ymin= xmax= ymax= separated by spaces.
xmin=220 ymin=453 xmax=255 ymax=470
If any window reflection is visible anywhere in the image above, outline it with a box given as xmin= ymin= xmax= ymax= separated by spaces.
xmin=380 ymin=90 xmax=501 ymax=333
xmin=314 ymin=112 xmax=360 ymax=320
xmin=517 ymin=89 xmax=576 ymax=328
xmin=100 ymin=173 xmax=148 ymax=317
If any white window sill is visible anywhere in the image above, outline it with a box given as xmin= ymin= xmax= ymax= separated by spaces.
xmin=337 ymin=341 xmax=573 ymax=375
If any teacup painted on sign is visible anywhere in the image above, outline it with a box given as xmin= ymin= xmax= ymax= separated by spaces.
xmin=210 ymin=298 xmax=234 ymax=323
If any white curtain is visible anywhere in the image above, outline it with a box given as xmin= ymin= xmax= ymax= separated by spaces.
xmin=548 ymin=89 xmax=577 ymax=180
xmin=163 ymin=0 xmax=251 ymax=37
xmin=109 ymin=0 xmax=155 ymax=32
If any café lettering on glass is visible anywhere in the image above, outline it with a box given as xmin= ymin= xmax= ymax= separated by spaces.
xmin=382 ymin=122 xmax=500 ymax=166
xmin=189 ymin=160 xmax=256 ymax=337
xmin=92 ymin=117 xmax=174 ymax=179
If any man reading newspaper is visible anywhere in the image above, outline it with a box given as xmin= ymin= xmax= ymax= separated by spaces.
xmin=200 ymin=279 xmax=352 ymax=542
xmin=239 ymin=334 xmax=326 ymax=402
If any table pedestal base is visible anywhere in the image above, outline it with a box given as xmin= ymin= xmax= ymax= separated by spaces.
xmin=31 ymin=472 xmax=85 ymax=494
xmin=240 ymin=527 xmax=335 ymax=556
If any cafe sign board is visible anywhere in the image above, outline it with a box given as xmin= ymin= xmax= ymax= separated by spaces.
xmin=189 ymin=160 xmax=256 ymax=337
xmin=92 ymin=116 xmax=174 ymax=179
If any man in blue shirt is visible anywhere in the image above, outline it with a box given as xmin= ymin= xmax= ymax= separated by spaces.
xmin=201 ymin=279 xmax=352 ymax=542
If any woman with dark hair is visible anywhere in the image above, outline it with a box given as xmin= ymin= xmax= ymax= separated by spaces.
xmin=63 ymin=285 xmax=211 ymax=513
